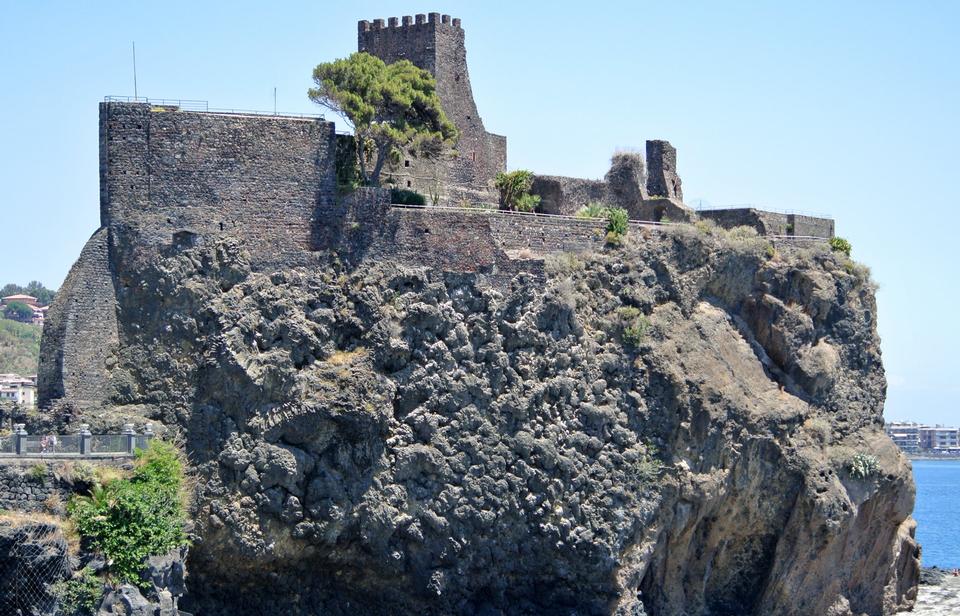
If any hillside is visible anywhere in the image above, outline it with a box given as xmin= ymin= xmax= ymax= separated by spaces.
xmin=0 ymin=319 xmax=41 ymax=375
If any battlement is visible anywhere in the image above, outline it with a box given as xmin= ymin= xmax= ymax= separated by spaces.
xmin=358 ymin=14 xmax=462 ymax=33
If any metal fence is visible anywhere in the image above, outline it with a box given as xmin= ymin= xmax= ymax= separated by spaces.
xmin=0 ymin=423 xmax=154 ymax=458
xmin=103 ymin=95 xmax=324 ymax=120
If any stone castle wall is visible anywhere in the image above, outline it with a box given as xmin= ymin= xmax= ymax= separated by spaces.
xmin=530 ymin=145 xmax=694 ymax=223
xmin=698 ymin=208 xmax=834 ymax=238
xmin=38 ymin=228 xmax=118 ymax=408
xmin=359 ymin=14 xmax=506 ymax=204
xmin=99 ymin=102 xmax=337 ymax=268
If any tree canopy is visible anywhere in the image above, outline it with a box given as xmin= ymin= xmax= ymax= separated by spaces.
xmin=3 ymin=301 xmax=34 ymax=322
xmin=309 ymin=52 xmax=458 ymax=186
xmin=1 ymin=281 xmax=55 ymax=306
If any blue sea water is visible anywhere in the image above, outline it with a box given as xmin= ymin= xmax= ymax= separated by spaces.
xmin=912 ymin=459 xmax=960 ymax=569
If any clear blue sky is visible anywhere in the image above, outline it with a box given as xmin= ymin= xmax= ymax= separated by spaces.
xmin=0 ymin=1 xmax=956 ymax=424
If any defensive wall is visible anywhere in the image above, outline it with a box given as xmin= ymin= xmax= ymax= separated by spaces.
xmin=531 ymin=144 xmax=693 ymax=222
xmin=38 ymin=227 xmax=118 ymax=409
xmin=99 ymin=101 xmax=337 ymax=267
xmin=358 ymin=14 xmax=506 ymax=205
xmin=0 ymin=458 xmax=129 ymax=513
xmin=698 ymin=208 xmax=835 ymax=238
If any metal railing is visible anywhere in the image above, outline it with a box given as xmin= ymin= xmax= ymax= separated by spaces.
xmin=0 ymin=423 xmax=155 ymax=458
xmin=103 ymin=96 xmax=324 ymax=120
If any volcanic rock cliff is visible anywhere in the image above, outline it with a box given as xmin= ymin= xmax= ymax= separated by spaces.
xmin=61 ymin=223 xmax=918 ymax=615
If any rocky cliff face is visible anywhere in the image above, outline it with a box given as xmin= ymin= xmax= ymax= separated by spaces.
xmin=66 ymin=226 xmax=917 ymax=615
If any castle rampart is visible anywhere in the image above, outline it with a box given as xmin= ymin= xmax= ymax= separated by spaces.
xmin=99 ymin=102 xmax=337 ymax=268
xmin=358 ymin=15 xmax=506 ymax=204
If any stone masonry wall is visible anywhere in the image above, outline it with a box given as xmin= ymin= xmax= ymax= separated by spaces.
xmin=38 ymin=227 xmax=118 ymax=408
xmin=359 ymin=15 xmax=506 ymax=204
xmin=0 ymin=459 xmax=130 ymax=513
xmin=646 ymin=140 xmax=683 ymax=201
xmin=532 ymin=176 xmax=608 ymax=216
xmin=99 ymin=102 xmax=337 ymax=269
xmin=699 ymin=208 xmax=834 ymax=238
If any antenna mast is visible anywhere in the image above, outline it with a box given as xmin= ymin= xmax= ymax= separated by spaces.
xmin=132 ymin=42 xmax=138 ymax=100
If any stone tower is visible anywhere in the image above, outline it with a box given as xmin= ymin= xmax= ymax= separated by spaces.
xmin=358 ymin=13 xmax=506 ymax=205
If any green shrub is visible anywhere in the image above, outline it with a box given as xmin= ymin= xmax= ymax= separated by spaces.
xmin=631 ymin=444 xmax=663 ymax=485
xmin=68 ymin=441 xmax=188 ymax=586
xmin=53 ymin=567 xmax=103 ymax=616
xmin=390 ymin=187 xmax=427 ymax=205
xmin=575 ymin=203 xmax=609 ymax=219
xmin=615 ymin=306 xmax=650 ymax=346
xmin=848 ymin=452 xmax=880 ymax=479
xmin=516 ymin=193 xmax=542 ymax=213
xmin=494 ymin=170 xmax=540 ymax=212
xmin=28 ymin=463 xmax=47 ymax=483
xmin=830 ymin=236 xmax=852 ymax=257
xmin=606 ymin=207 xmax=628 ymax=236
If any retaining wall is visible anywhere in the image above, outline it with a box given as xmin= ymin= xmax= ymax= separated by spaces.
xmin=0 ymin=460 xmax=125 ymax=513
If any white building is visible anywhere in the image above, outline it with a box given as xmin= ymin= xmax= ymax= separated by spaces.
xmin=0 ymin=373 xmax=36 ymax=408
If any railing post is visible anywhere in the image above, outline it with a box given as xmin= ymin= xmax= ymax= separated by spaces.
xmin=143 ymin=423 xmax=155 ymax=446
xmin=14 ymin=424 xmax=26 ymax=456
xmin=123 ymin=423 xmax=136 ymax=455
xmin=79 ymin=424 xmax=92 ymax=456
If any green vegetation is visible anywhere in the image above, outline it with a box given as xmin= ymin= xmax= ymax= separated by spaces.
xmin=390 ymin=187 xmax=427 ymax=205
xmin=494 ymin=170 xmax=542 ymax=212
xmin=575 ymin=203 xmax=628 ymax=242
xmin=829 ymin=236 xmax=852 ymax=257
xmin=1 ymin=281 xmax=55 ymax=306
xmin=309 ymin=52 xmax=458 ymax=186
xmin=67 ymin=441 xmax=189 ymax=586
xmin=848 ymin=452 xmax=880 ymax=479
xmin=606 ymin=207 xmax=628 ymax=236
xmin=3 ymin=301 xmax=33 ymax=322
xmin=53 ymin=567 xmax=103 ymax=616
xmin=0 ymin=319 xmax=41 ymax=374
xmin=574 ymin=203 xmax=609 ymax=220
xmin=631 ymin=444 xmax=663 ymax=485
xmin=616 ymin=306 xmax=650 ymax=346
xmin=28 ymin=463 xmax=47 ymax=483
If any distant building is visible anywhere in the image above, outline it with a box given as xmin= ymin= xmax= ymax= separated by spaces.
xmin=1 ymin=294 xmax=47 ymax=324
xmin=886 ymin=422 xmax=960 ymax=456
xmin=1 ymin=294 xmax=39 ymax=307
xmin=0 ymin=373 xmax=37 ymax=408
xmin=886 ymin=422 xmax=921 ymax=453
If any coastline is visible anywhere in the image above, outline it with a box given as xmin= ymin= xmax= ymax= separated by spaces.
xmin=908 ymin=456 xmax=960 ymax=461
xmin=914 ymin=568 xmax=960 ymax=615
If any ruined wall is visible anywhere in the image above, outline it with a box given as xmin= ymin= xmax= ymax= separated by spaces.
xmin=359 ymin=15 xmax=506 ymax=204
xmin=699 ymin=208 xmax=835 ymax=238
xmin=38 ymin=228 xmax=118 ymax=408
xmin=531 ymin=142 xmax=694 ymax=221
xmin=531 ymin=176 xmax=607 ymax=216
xmin=646 ymin=140 xmax=683 ymax=201
xmin=99 ymin=102 xmax=337 ymax=268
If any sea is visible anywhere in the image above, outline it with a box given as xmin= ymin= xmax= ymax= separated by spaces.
xmin=913 ymin=459 xmax=960 ymax=569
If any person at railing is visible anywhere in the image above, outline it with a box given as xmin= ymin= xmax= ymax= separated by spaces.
xmin=40 ymin=434 xmax=57 ymax=453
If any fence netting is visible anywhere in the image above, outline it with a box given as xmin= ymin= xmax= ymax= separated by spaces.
xmin=0 ymin=522 xmax=70 ymax=616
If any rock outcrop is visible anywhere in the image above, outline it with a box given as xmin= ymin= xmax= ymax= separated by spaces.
xmin=49 ymin=223 xmax=919 ymax=615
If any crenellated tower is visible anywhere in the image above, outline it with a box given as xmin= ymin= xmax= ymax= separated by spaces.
xmin=358 ymin=13 xmax=506 ymax=205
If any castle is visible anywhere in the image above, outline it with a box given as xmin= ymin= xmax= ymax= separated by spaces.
xmin=37 ymin=13 xmax=834 ymax=410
